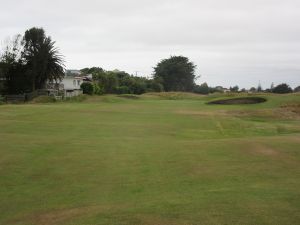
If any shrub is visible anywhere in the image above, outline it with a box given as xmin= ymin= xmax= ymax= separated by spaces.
xmin=93 ymin=83 xmax=103 ymax=95
xmin=80 ymin=82 xmax=94 ymax=95
xmin=30 ymin=96 xmax=56 ymax=103
xmin=115 ymin=86 xmax=130 ymax=94
xmin=148 ymin=82 xmax=164 ymax=92
xmin=131 ymin=82 xmax=147 ymax=95
xmin=194 ymin=83 xmax=209 ymax=95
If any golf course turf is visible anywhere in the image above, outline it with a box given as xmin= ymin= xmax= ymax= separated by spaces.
xmin=0 ymin=93 xmax=300 ymax=225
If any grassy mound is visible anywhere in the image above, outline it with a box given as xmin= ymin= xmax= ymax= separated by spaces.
xmin=29 ymin=96 xmax=57 ymax=103
xmin=143 ymin=92 xmax=204 ymax=100
xmin=208 ymin=96 xmax=267 ymax=105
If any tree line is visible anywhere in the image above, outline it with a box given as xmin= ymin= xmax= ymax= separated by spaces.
xmin=79 ymin=67 xmax=163 ymax=95
xmin=1 ymin=27 xmax=299 ymax=97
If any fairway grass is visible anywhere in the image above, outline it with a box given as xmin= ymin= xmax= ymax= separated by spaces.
xmin=0 ymin=93 xmax=300 ymax=225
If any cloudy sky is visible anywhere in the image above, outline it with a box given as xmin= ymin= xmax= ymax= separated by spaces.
xmin=1 ymin=0 xmax=300 ymax=88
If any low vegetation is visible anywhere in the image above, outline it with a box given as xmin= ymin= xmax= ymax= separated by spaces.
xmin=29 ymin=96 xmax=57 ymax=103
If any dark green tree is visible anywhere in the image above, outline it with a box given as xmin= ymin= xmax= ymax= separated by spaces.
xmin=80 ymin=82 xmax=94 ymax=95
xmin=230 ymin=85 xmax=239 ymax=92
xmin=153 ymin=56 xmax=196 ymax=92
xmin=257 ymin=83 xmax=263 ymax=92
xmin=0 ymin=35 xmax=30 ymax=94
xmin=194 ymin=83 xmax=209 ymax=94
xmin=22 ymin=27 xmax=65 ymax=91
xmin=272 ymin=83 xmax=293 ymax=94
xmin=81 ymin=67 xmax=104 ymax=75
xmin=294 ymin=86 xmax=300 ymax=92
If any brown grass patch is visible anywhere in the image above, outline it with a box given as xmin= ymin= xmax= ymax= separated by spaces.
xmin=134 ymin=214 xmax=186 ymax=225
xmin=175 ymin=110 xmax=228 ymax=117
xmin=9 ymin=205 xmax=109 ymax=225
xmin=230 ymin=107 xmax=300 ymax=120
xmin=240 ymin=142 xmax=279 ymax=158
xmin=254 ymin=145 xmax=278 ymax=156
xmin=280 ymin=103 xmax=300 ymax=117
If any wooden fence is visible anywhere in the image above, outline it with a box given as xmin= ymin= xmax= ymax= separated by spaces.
xmin=5 ymin=94 xmax=26 ymax=103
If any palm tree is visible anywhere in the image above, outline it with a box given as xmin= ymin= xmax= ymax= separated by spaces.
xmin=22 ymin=27 xmax=65 ymax=91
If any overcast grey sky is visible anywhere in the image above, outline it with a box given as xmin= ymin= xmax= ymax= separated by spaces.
xmin=1 ymin=0 xmax=300 ymax=88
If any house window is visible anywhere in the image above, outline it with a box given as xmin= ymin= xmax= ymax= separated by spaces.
xmin=77 ymin=80 xmax=81 ymax=86
xmin=73 ymin=80 xmax=76 ymax=86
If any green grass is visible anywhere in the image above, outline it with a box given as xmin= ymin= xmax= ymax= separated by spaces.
xmin=0 ymin=93 xmax=300 ymax=225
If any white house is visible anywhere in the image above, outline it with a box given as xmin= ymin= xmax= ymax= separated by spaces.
xmin=47 ymin=70 xmax=87 ymax=98
xmin=62 ymin=75 xmax=84 ymax=98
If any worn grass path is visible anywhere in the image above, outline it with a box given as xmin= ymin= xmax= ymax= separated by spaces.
xmin=0 ymin=93 xmax=300 ymax=225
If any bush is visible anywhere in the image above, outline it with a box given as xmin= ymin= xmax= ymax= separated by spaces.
xmin=194 ymin=83 xmax=209 ymax=95
xmin=30 ymin=96 xmax=56 ymax=103
xmin=115 ymin=86 xmax=130 ymax=94
xmin=272 ymin=83 xmax=293 ymax=94
xmin=80 ymin=82 xmax=94 ymax=95
xmin=131 ymin=82 xmax=147 ymax=95
xmin=148 ymin=81 xmax=164 ymax=92
xmin=93 ymin=83 xmax=103 ymax=95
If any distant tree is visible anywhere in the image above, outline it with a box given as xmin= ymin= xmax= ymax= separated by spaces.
xmin=257 ymin=83 xmax=263 ymax=92
xmin=153 ymin=56 xmax=196 ymax=92
xmin=209 ymin=87 xmax=224 ymax=93
xmin=272 ymin=83 xmax=293 ymax=94
xmin=194 ymin=82 xmax=209 ymax=94
xmin=81 ymin=67 xmax=104 ymax=75
xmin=230 ymin=85 xmax=239 ymax=92
xmin=294 ymin=86 xmax=300 ymax=92
xmin=22 ymin=27 xmax=65 ymax=91
xmin=0 ymin=35 xmax=29 ymax=94
xmin=119 ymin=75 xmax=148 ymax=95
xmin=249 ymin=87 xmax=256 ymax=92
xmin=93 ymin=71 xmax=118 ymax=93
